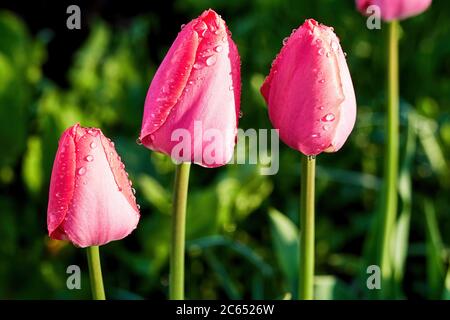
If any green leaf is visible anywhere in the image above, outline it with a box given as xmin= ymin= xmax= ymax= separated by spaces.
xmin=22 ymin=136 xmax=43 ymax=196
xmin=424 ymin=200 xmax=445 ymax=299
xmin=268 ymin=208 xmax=299 ymax=298
xmin=314 ymin=275 xmax=353 ymax=300
xmin=391 ymin=112 xmax=416 ymax=297
xmin=137 ymin=174 xmax=171 ymax=214
xmin=205 ymin=251 xmax=242 ymax=299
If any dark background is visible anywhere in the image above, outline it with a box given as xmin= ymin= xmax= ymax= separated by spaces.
xmin=0 ymin=0 xmax=449 ymax=299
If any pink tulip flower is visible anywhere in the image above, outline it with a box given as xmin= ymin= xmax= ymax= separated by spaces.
xmin=356 ymin=0 xmax=432 ymax=21
xmin=47 ymin=124 xmax=140 ymax=248
xmin=261 ymin=19 xmax=356 ymax=156
xmin=139 ymin=9 xmax=241 ymax=168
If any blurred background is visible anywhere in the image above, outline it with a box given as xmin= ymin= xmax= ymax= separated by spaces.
xmin=0 ymin=0 xmax=449 ymax=299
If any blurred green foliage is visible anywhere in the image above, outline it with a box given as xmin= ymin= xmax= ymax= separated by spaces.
xmin=0 ymin=0 xmax=449 ymax=299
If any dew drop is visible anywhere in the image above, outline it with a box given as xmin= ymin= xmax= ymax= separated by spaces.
xmin=323 ymin=124 xmax=330 ymax=131
xmin=331 ymin=40 xmax=339 ymax=52
xmin=193 ymin=62 xmax=203 ymax=70
xmin=311 ymin=133 xmax=321 ymax=138
xmin=90 ymin=142 xmax=97 ymax=149
xmin=319 ymin=106 xmax=324 ymax=110
xmin=85 ymin=155 xmax=94 ymax=162
xmin=321 ymin=113 xmax=335 ymax=122
xmin=282 ymin=37 xmax=289 ymax=45
xmin=180 ymin=24 xmax=186 ymax=30
xmin=239 ymin=111 xmax=244 ymax=118
xmin=318 ymin=48 xmax=325 ymax=56
xmin=318 ymin=79 xmax=325 ymax=83
xmin=315 ymin=39 xmax=322 ymax=45
xmin=214 ymin=45 xmax=223 ymax=53
xmin=77 ymin=167 xmax=86 ymax=176
xmin=188 ymin=80 xmax=194 ymax=85
xmin=87 ymin=128 xmax=97 ymax=136
xmin=136 ymin=138 xmax=142 ymax=145
xmin=137 ymin=204 xmax=141 ymax=210
xmin=229 ymin=85 xmax=234 ymax=91
xmin=194 ymin=21 xmax=207 ymax=37
xmin=132 ymin=188 xmax=136 ymax=195
xmin=205 ymin=55 xmax=217 ymax=66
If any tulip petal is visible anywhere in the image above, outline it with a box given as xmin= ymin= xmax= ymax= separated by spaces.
xmin=60 ymin=128 xmax=139 ymax=248
xmin=356 ymin=0 xmax=432 ymax=21
xmin=262 ymin=19 xmax=355 ymax=155
xmin=140 ymin=21 xmax=199 ymax=144
xmin=47 ymin=125 xmax=77 ymax=239
xmin=141 ymin=9 xmax=240 ymax=167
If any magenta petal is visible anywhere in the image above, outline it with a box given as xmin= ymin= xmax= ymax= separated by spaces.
xmin=261 ymin=19 xmax=356 ymax=156
xmin=140 ymin=9 xmax=241 ymax=167
xmin=47 ymin=124 xmax=140 ymax=247
xmin=47 ymin=125 xmax=77 ymax=239
xmin=356 ymin=0 xmax=432 ymax=21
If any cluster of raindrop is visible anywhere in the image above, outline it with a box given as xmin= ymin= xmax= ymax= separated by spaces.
xmin=103 ymin=137 xmax=141 ymax=211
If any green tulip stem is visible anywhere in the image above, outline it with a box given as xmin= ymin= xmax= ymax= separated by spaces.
xmin=170 ymin=162 xmax=191 ymax=300
xmin=299 ymin=154 xmax=316 ymax=300
xmin=86 ymin=246 xmax=106 ymax=300
xmin=379 ymin=20 xmax=400 ymax=295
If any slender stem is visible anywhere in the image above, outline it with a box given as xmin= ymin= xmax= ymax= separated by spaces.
xmin=86 ymin=246 xmax=106 ymax=300
xmin=169 ymin=162 xmax=191 ymax=300
xmin=299 ymin=155 xmax=316 ymax=300
xmin=379 ymin=20 xmax=399 ymax=297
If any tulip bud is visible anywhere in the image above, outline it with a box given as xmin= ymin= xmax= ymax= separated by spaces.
xmin=261 ymin=19 xmax=357 ymax=156
xmin=356 ymin=0 xmax=432 ymax=21
xmin=139 ymin=9 xmax=241 ymax=168
xmin=47 ymin=124 xmax=140 ymax=248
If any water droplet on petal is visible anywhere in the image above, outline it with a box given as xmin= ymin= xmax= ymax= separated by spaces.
xmin=311 ymin=133 xmax=321 ymax=138
xmin=205 ymin=55 xmax=217 ymax=66
xmin=85 ymin=155 xmax=94 ymax=162
xmin=137 ymin=204 xmax=141 ymax=210
xmin=282 ymin=37 xmax=289 ymax=45
xmin=77 ymin=167 xmax=86 ymax=176
xmin=180 ymin=24 xmax=186 ymax=30
xmin=318 ymin=48 xmax=325 ymax=56
xmin=323 ymin=124 xmax=330 ymax=131
xmin=132 ymin=188 xmax=136 ymax=195
xmin=321 ymin=113 xmax=335 ymax=122
xmin=239 ymin=111 xmax=244 ymax=118
xmin=136 ymin=138 xmax=142 ymax=145
xmin=319 ymin=106 xmax=324 ymax=110
xmin=331 ymin=40 xmax=339 ymax=52
xmin=214 ymin=45 xmax=223 ymax=53
xmin=193 ymin=62 xmax=203 ymax=70
xmin=87 ymin=128 xmax=97 ymax=136
xmin=90 ymin=142 xmax=97 ymax=149
xmin=229 ymin=85 xmax=234 ymax=91
xmin=194 ymin=21 xmax=207 ymax=37
xmin=318 ymin=79 xmax=325 ymax=83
